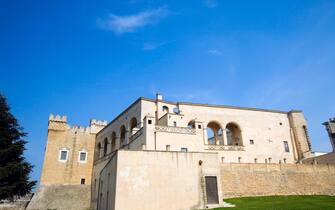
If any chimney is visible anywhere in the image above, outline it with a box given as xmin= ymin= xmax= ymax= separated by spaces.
xmin=156 ymin=93 xmax=163 ymax=101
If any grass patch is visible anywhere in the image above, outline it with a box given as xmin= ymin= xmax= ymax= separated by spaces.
xmin=214 ymin=195 xmax=335 ymax=210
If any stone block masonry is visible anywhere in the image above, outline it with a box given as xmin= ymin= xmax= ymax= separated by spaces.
xmin=26 ymin=185 xmax=91 ymax=210
xmin=220 ymin=163 xmax=335 ymax=198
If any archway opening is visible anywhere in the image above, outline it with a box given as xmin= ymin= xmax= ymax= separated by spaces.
xmin=162 ymin=106 xmax=169 ymax=114
xmin=129 ymin=117 xmax=138 ymax=134
xmin=110 ymin=132 xmax=116 ymax=152
xmin=120 ymin=125 xmax=126 ymax=147
xmin=207 ymin=121 xmax=224 ymax=145
xmin=226 ymin=123 xmax=242 ymax=146
xmin=103 ymin=138 xmax=108 ymax=156
xmin=96 ymin=142 xmax=101 ymax=160
xmin=187 ymin=120 xmax=196 ymax=129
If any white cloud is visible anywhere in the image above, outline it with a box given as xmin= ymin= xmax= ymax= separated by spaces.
xmin=208 ymin=49 xmax=223 ymax=56
xmin=143 ymin=42 xmax=166 ymax=51
xmin=97 ymin=7 xmax=169 ymax=34
xmin=203 ymin=0 xmax=217 ymax=8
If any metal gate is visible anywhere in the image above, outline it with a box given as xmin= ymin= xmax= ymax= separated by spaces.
xmin=205 ymin=176 xmax=219 ymax=204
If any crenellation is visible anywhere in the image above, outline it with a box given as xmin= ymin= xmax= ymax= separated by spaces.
xmin=41 ymin=114 xmax=107 ymax=186
xmin=90 ymin=119 xmax=108 ymax=127
xmin=49 ymin=113 xmax=67 ymax=122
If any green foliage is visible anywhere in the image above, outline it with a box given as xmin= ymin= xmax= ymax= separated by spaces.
xmin=215 ymin=195 xmax=335 ymax=210
xmin=0 ymin=94 xmax=36 ymax=200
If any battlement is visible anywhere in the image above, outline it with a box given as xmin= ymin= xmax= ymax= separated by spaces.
xmin=49 ymin=114 xmax=67 ymax=122
xmin=70 ymin=125 xmax=90 ymax=133
xmin=48 ymin=114 xmax=107 ymax=134
xmin=90 ymin=119 xmax=108 ymax=127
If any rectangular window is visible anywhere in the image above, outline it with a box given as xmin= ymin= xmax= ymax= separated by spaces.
xmin=254 ymin=158 xmax=257 ymax=163
xmin=238 ymin=157 xmax=242 ymax=163
xmin=79 ymin=151 xmax=87 ymax=162
xmin=173 ymin=121 xmax=177 ymax=127
xmin=148 ymin=119 xmax=152 ymax=124
xmin=181 ymin=147 xmax=188 ymax=152
xmin=250 ymin=139 xmax=254 ymax=145
xmin=166 ymin=145 xmax=170 ymax=151
xmin=81 ymin=178 xmax=85 ymax=185
xmin=59 ymin=150 xmax=68 ymax=162
xmin=284 ymin=141 xmax=290 ymax=152
xmin=198 ymin=124 xmax=202 ymax=129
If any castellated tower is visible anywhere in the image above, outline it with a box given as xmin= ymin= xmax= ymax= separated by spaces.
xmin=40 ymin=114 xmax=107 ymax=185
xmin=288 ymin=111 xmax=312 ymax=161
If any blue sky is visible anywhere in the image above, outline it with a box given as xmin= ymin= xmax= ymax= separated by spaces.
xmin=1 ymin=0 xmax=334 ymax=183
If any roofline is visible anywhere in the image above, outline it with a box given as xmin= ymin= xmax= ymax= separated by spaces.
xmin=97 ymin=96 xmax=301 ymax=136
xmin=96 ymin=97 xmax=143 ymax=136
xmin=140 ymin=97 xmax=296 ymax=114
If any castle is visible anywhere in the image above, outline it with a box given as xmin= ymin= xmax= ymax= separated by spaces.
xmin=29 ymin=94 xmax=335 ymax=210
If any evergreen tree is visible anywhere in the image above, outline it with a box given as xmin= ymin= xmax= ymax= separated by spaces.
xmin=0 ymin=94 xmax=36 ymax=201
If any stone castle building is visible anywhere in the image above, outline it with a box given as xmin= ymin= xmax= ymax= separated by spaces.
xmin=33 ymin=94 xmax=335 ymax=210
xmin=323 ymin=118 xmax=335 ymax=152
xmin=40 ymin=115 xmax=107 ymax=185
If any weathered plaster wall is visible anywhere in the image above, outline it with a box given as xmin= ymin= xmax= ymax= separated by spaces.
xmin=220 ymin=163 xmax=335 ymax=198
xmin=97 ymin=150 xmax=223 ymax=210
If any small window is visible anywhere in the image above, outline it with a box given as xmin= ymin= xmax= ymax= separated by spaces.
xmin=198 ymin=125 xmax=202 ymax=129
xmin=283 ymin=141 xmax=290 ymax=152
xmin=268 ymin=157 xmax=272 ymax=163
xmin=173 ymin=121 xmax=177 ymax=127
xmin=249 ymin=139 xmax=254 ymax=145
xmin=279 ymin=122 xmax=283 ymax=126
xmin=81 ymin=178 xmax=85 ymax=185
xmin=148 ymin=119 xmax=152 ymax=124
xmin=254 ymin=158 xmax=257 ymax=163
xmin=166 ymin=145 xmax=170 ymax=151
xmin=238 ymin=157 xmax=242 ymax=163
xmin=221 ymin=157 xmax=225 ymax=163
xmin=181 ymin=148 xmax=188 ymax=152
xmin=59 ymin=149 xmax=68 ymax=162
xmin=283 ymin=158 xmax=287 ymax=163
xmin=79 ymin=151 xmax=88 ymax=163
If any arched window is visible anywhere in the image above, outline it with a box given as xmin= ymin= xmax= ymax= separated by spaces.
xmin=120 ymin=125 xmax=126 ymax=147
xmin=162 ymin=106 xmax=169 ymax=113
xmin=129 ymin=117 xmax=138 ymax=134
xmin=207 ymin=121 xmax=224 ymax=145
xmin=110 ymin=132 xmax=116 ymax=152
xmin=226 ymin=122 xmax=242 ymax=146
xmin=103 ymin=138 xmax=108 ymax=156
xmin=96 ymin=142 xmax=101 ymax=160
xmin=187 ymin=120 xmax=196 ymax=129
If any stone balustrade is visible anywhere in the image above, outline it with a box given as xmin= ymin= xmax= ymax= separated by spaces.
xmin=204 ymin=144 xmax=245 ymax=151
xmin=155 ymin=125 xmax=196 ymax=135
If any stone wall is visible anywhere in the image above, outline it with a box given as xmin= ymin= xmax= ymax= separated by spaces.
xmin=302 ymin=152 xmax=335 ymax=165
xmin=220 ymin=163 xmax=335 ymax=198
xmin=40 ymin=115 xmax=106 ymax=185
xmin=26 ymin=185 xmax=91 ymax=210
xmin=0 ymin=202 xmax=28 ymax=210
